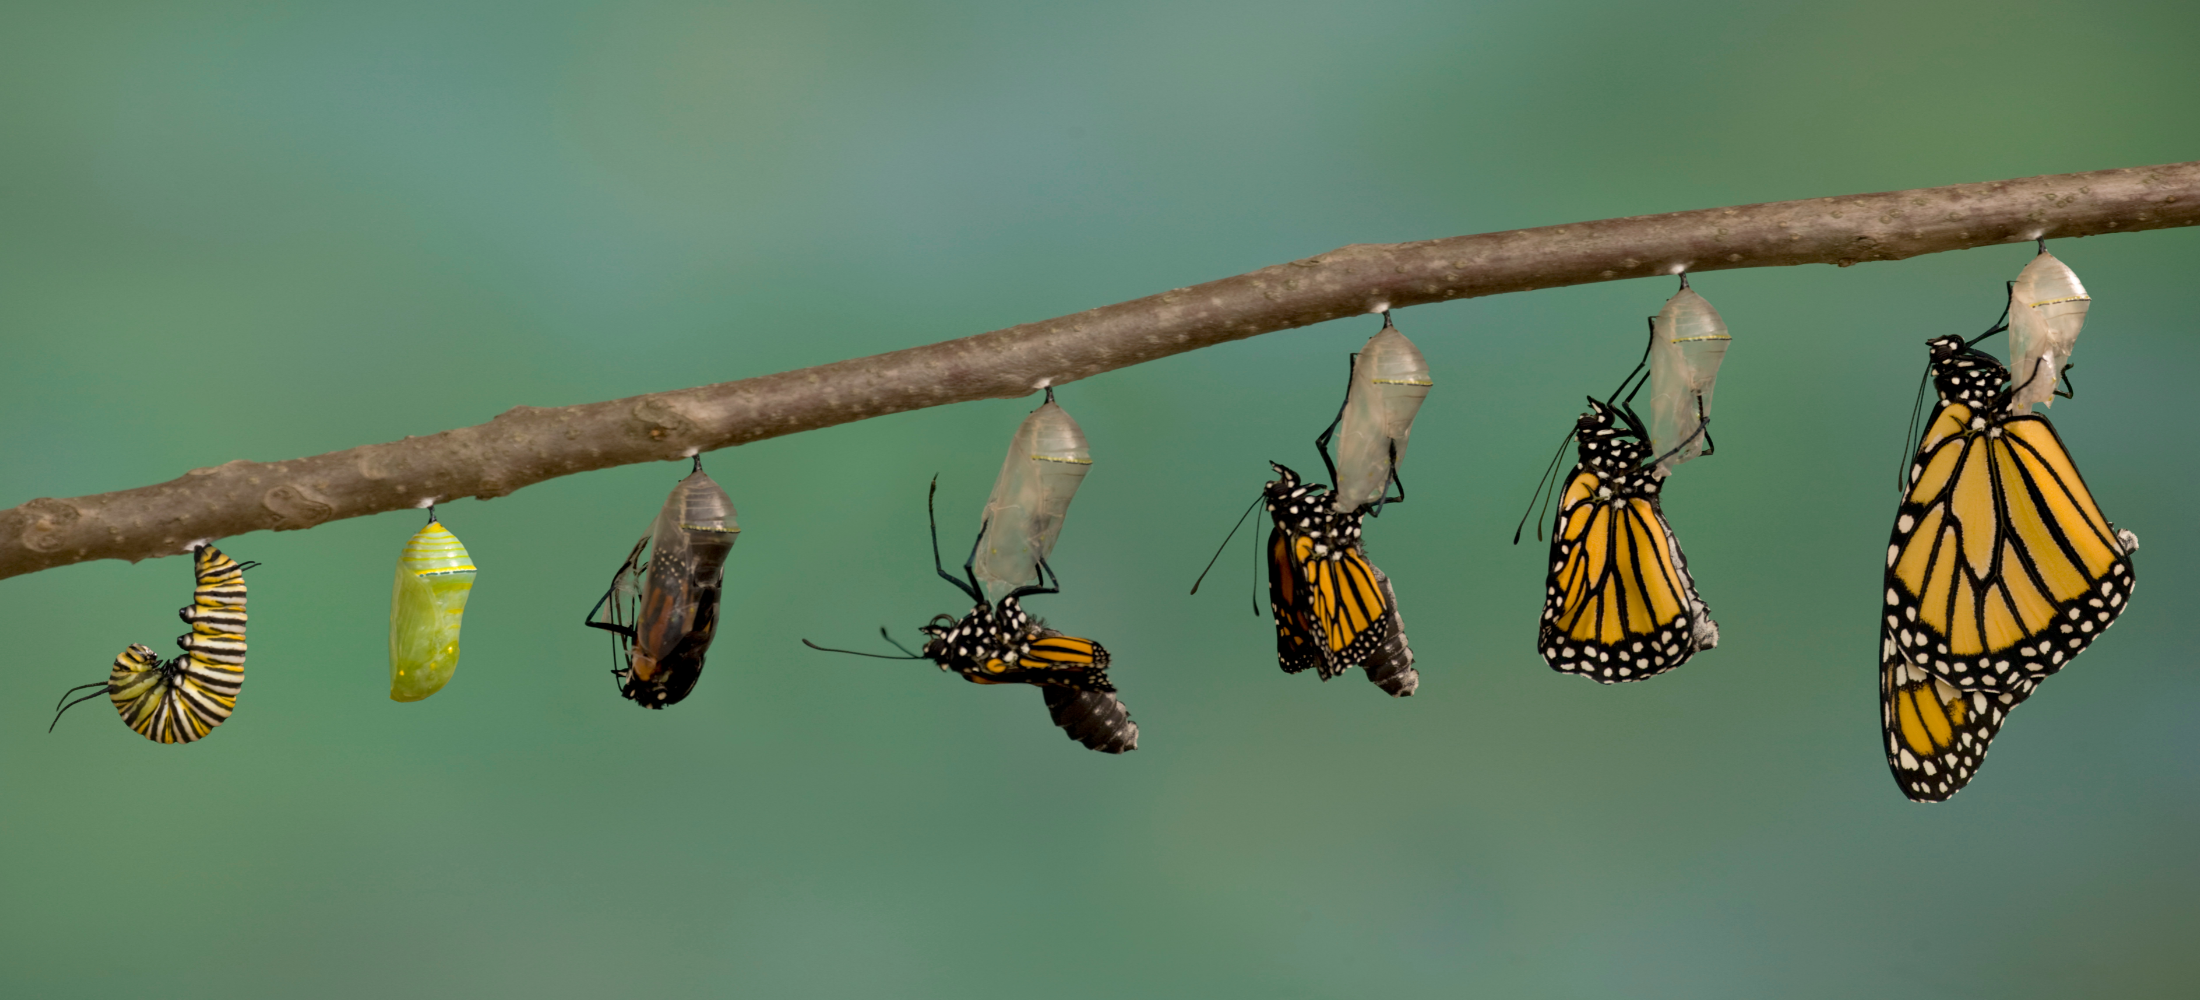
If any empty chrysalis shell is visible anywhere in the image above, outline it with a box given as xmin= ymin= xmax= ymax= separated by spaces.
xmin=625 ymin=468 xmax=740 ymax=707
xmin=1646 ymin=285 xmax=1730 ymax=476
xmin=2007 ymin=251 xmax=2090 ymax=410
xmin=389 ymin=519 xmax=477 ymax=702
xmin=1331 ymin=316 xmax=1433 ymax=513
xmin=973 ymin=396 xmax=1092 ymax=603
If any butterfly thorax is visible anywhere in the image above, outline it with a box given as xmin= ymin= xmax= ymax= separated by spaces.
xmin=1927 ymin=335 xmax=2011 ymax=412
xmin=1571 ymin=402 xmax=1661 ymax=502
xmin=921 ymin=598 xmax=1037 ymax=680
xmin=1263 ymin=462 xmax=1363 ymax=561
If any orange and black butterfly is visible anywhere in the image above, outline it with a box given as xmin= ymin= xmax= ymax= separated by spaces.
xmin=1534 ymin=399 xmax=1718 ymax=682
xmin=1262 ymin=462 xmax=1417 ymax=695
xmin=807 ymin=481 xmax=1137 ymax=753
xmin=52 ymin=544 xmax=257 ymax=743
xmin=1879 ymin=334 xmax=2138 ymax=801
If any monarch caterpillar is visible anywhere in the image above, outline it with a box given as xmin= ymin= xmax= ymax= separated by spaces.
xmin=807 ymin=475 xmax=1138 ymax=754
xmin=389 ymin=511 xmax=477 ymax=702
xmin=51 ymin=544 xmax=257 ymax=743
xmin=585 ymin=458 xmax=740 ymax=708
xmin=971 ymin=389 xmax=1092 ymax=603
xmin=1880 ymin=333 xmax=2137 ymax=801
xmin=2006 ymin=248 xmax=2090 ymax=411
xmin=1521 ymin=300 xmax=1721 ymax=684
xmin=1643 ymin=279 xmax=1730 ymax=476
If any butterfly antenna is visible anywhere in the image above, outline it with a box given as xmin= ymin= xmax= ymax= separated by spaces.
xmin=1513 ymin=426 xmax=1576 ymax=545
xmin=878 ymin=627 xmax=924 ymax=658
xmin=1248 ymin=505 xmax=1262 ymax=617
xmin=1191 ymin=492 xmax=1264 ymax=595
xmin=801 ymin=638 xmax=926 ymax=660
xmin=1897 ymin=362 xmax=1933 ymax=494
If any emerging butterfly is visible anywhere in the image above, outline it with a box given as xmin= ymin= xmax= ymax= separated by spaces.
xmin=1532 ymin=398 xmax=1719 ymax=682
xmin=1880 ymin=333 xmax=2138 ymax=801
xmin=1218 ymin=315 xmax=1424 ymax=696
xmin=51 ymin=544 xmax=258 ymax=743
xmin=806 ymin=480 xmax=1137 ymax=754
xmin=1262 ymin=463 xmax=1417 ymax=695
xmin=585 ymin=457 xmax=740 ymax=708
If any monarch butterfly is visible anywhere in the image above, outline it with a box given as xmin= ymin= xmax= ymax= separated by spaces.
xmin=1532 ymin=398 xmax=1718 ymax=682
xmin=585 ymin=458 xmax=740 ymax=708
xmin=1205 ymin=316 xmax=1420 ymax=696
xmin=1880 ymin=333 xmax=2137 ymax=801
xmin=806 ymin=478 xmax=1138 ymax=754
xmin=1263 ymin=462 xmax=1417 ymax=695
xmin=389 ymin=511 xmax=478 ymax=702
xmin=51 ymin=544 xmax=257 ymax=743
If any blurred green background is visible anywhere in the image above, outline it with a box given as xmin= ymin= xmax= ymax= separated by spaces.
xmin=5 ymin=1 xmax=2198 ymax=996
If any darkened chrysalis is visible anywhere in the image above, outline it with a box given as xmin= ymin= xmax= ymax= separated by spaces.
xmin=585 ymin=458 xmax=740 ymax=708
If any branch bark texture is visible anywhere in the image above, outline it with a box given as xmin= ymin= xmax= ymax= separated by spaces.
xmin=8 ymin=161 xmax=2199 ymax=581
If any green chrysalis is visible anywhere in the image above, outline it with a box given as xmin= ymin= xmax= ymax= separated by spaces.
xmin=389 ymin=515 xmax=477 ymax=702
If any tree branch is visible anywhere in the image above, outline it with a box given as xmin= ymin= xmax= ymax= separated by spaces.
xmin=8 ymin=160 xmax=2198 ymax=581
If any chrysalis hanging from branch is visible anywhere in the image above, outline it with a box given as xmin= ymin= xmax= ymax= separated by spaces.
xmin=389 ymin=510 xmax=478 ymax=702
xmin=1644 ymin=277 xmax=1730 ymax=477
xmin=2006 ymin=247 xmax=2090 ymax=410
xmin=1326 ymin=312 xmax=1432 ymax=514
xmin=1528 ymin=305 xmax=1720 ymax=683
xmin=804 ymin=393 xmax=1137 ymax=754
xmin=1241 ymin=313 xmax=1424 ymax=697
xmin=585 ymin=459 xmax=741 ymax=708
xmin=971 ymin=389 xmax=1092 ymax=604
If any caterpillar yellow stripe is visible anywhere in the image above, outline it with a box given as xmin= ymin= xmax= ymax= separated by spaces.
xmin=104 ymin=545 xmax=251 ymax=743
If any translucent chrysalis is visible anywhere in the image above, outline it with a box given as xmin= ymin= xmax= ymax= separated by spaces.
xmin=971 ymin=389 xmax=1092 ymax=603
xmin=1645 ymin=280 xmax=1730 ymax=476
xmin=2006 ymin=249 xmax=2090 ymax=410
xmin=585 ymin=459 xmax=740 ymax=708
xmin=1328 ymin=313 xmax=1432 ymax=513
xmin=389 ymin=513 xmax=478 ymax=702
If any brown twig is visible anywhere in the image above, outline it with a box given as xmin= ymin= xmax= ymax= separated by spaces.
xmin=7 ymin=160 xmax=2197 ymax=580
